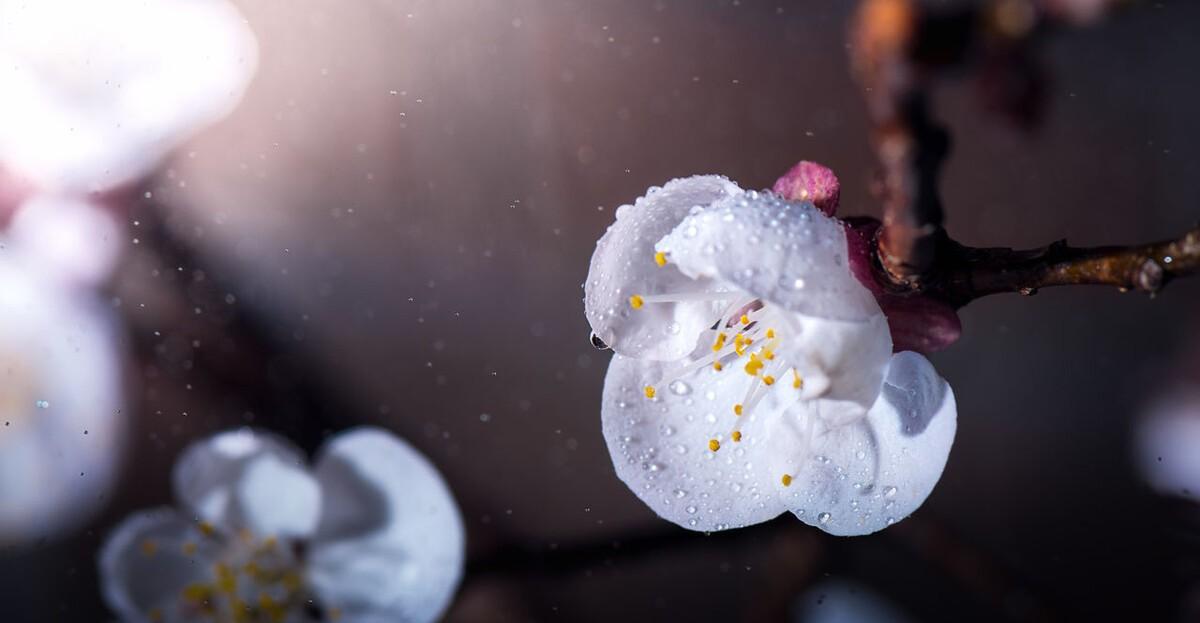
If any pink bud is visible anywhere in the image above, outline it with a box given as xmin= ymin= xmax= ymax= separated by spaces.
xmin=772 ymin=160 xmax=840 ymax=216
xmin=843 ymin=217 xmax=962 ymax=353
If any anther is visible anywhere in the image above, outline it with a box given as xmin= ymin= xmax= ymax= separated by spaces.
xmin=654 ymin=251 xmax=667 ymax=267
xmin=734 ymin=404 xmax=743 ymax=416
xmin=713 ymin=361 xmax=723 ymax=371
xmin=763 ymin=375 xmax=775 ymax=386
xmin=629 ymin=294 xmax=644 ymax=309
xmin=781 ymin=474 xmax=793 ymax=487
xmin=731 ymin=431 xmax=742 ymax=442
xmin=708 ymin=439 xmax=721 ymax=452
xmin=643 ymin=385 xmax=656 ymax=399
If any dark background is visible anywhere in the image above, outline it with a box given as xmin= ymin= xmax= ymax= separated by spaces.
xmin=2 ymin=0 xmax=1199 ymax=621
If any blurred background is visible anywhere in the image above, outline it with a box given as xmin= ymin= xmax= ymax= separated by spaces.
xmin=1 ymin=0 xmax=1199 ymax=621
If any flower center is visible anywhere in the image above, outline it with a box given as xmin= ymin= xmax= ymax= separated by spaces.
xmin=143 ymin=523 xmax=335 ymax=623
xmin=630 ymin=253 xmax=812 ymax=487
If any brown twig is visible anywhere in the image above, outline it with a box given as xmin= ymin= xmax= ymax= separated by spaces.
xmin=849 ymin=0 xmax=1200 ymax=304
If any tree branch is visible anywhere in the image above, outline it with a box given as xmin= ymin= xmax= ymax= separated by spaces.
xmin=931 ymin=226 xmax=1200 ymax=307
xmin=850 ymin=0 xmax=1200 ymax=304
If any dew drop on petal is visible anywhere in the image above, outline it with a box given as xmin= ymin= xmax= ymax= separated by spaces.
xmin=817 ymin=512 xmax=831 ymax=524
xmin=669 ymin=380 xmax=692 ymax=396
xmin=883 ymin=486 xmax=897 ymax=497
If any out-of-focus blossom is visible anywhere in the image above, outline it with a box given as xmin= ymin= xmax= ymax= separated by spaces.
xmin=0 ymin=0 xmax=258 ymax=194
xmin=793 ymin=578 xmax=914 ymax=623
xmin=1137 ymin=387 xmax=1200 ymax=502
xmin=7 ymin=194 xmax=123 ymax=288
xmin=0 ymin=248 xmax=125 ymax=542
xmin=585 ymin=176 xmax=957 ymax=535
xmin=100 ymin=427 xmax=465 ymax=623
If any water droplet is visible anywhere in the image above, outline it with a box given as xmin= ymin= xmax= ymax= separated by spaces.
xmin=35 ymin=400 xmax=49 ymax=409
xmin=883 ymin=486 xmax=897 ymax=497
xmin=817 ymin=512 xmax=831 ymax=524
xmin=685 ymin=505 xmax=698 ymax=514
xmin=669 ymin=380 xmax=692 ymax=396
xmin=674 ymin=489 xmax=688 ymax=499
xmin=659 ymin=424 xmax=675 ymax=436
xmin=855 ymin=450 xmax=866 ymax=460
xmin=665 ymin=322 xmax=681 ymax=335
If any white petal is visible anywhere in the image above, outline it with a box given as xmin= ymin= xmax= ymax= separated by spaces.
xmin=0 ymin=256 xmax=125 ymax=543
xmin=172 ymin=428 xmax=311 ymax=535
xmin=793 ymin=578 xmax=915 ymax=623
xmin=772 ymin=311 xmax=893 ymax=423
xmin=791 ymin=352 xmax=957 ymax=536
xmin=7 ymin=194 xmax=123 ymax=287
xmin=658 ymin=190 xmax=879 ymax=322
xmin=308 ymin=427 xmax=464 ymax=623
xmin=234 ymin=452 xmax=321 ymax=538
xmin=0 ymin=0 xmax=258 ymax=192
xmin=1137 ymin=387 xmax=1200 ymax=501
xmin=601 ymin=351 xmax=797 ymax=531
xmin=98 ymin=508 xmax=219 ymax=623
xmin=584 ymin=175 xmax=743 ymax=361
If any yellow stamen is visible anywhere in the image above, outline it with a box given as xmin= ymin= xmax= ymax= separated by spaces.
xmin=643 ymin=385 xmax=656 ymax=399
xmin=197 ymin=521 xmax=216 ymax=537
xmin=731 ymin=431 xmax=742 ymax=442
xmin=763 ymin=375 xmax=776 ymax=386
xmin=215 ymin=563 xmax=237 ymax=594
xmin=740 ymin=314 xmax=750 ymax=325
xmin=762 ymin=348 xmax=775 ymax=360
xmin=766 ymin=328 xmax=776 ymax=339
xmin=712 ymin=361 xmax=723 ymax=371
xmin=708 ymin=439 xmax=721 ymax=452
xmin=792 ymin=369 xmax=803 ymax=389
xmin=654 ymin=251 xmax=667 ymax=267
xmin=139 ymin=539 xmax=158 ymax=557
xmin=181 ymin=542 xmax=198 ymax=556
xmin=734 ymin=404 xmax=743 ymax=416
xmin=712 ymin=332 xmax=727 ymax=351
xmin=182 ymin=583 xmax=213 ymax=603
xmin=629 ymin=294 xmax=644 ymax=309
xmin=781 ymin=474 xmax=794 ymax=487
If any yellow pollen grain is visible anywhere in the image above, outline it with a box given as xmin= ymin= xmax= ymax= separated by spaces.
xmin=734 ymin=404 xmax=743 ymax=416
xmin=713 ymin=361 xmax=723 ymax=371
xmin=712 ymin=332 xmax=727 ymax=351
xmin=740 ymin=314 xmax=750 ymax=325
xmin=197 ymin=521 xmax=216 ymax=538
xmin=792 ymin=369 xmax=803 ymax=389
xmin=781 ymin=474 xmax=794 ymax=487
xmin=731 ymin=431 xmax=742 ymax=442
xmin=766 ymin=328 xmax=776 ymax=339
xmin=708 ymin=439 xmax=721 ymax=452
xmin=643 ymin=385 xmax=656 ymax=399
xmin=182 ymin=583 xmax=213 ymax=603
xmin=629 ymin=294 xmax=644 ymax=309
xmin=140 ymin=539 xmax=158 ymax=557
xmin=654 ymin=251 xmax=667 ymax=267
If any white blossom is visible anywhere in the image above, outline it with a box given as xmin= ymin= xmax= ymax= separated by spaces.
xmin=100 ymin=427 xmax=465 ymax=623
xmin=1137 ymin=386 xmax=1200 ymax=502
xmin=0 ymin=246 xmax=124 ymax=542
xmin=584 ymin=176 xmax=957 ymax=535
xmin=0 ymin=0 xmax=258 ymax=193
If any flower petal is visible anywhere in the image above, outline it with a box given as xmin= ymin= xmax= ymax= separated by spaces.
xmin=601 ymin=351 xmax=795 ymax=531
xmin=658 ymin=190 xmax=879 ymax=323
xmin=307 ymin=427 xmax=464 ymax=623
xmin=7 ymin=194 xmax=123 ymax=288
xmin=234 ymin=452 xmax=321 ymax=538
xmin=1137 ymin=387 xmax=1200 ymax=501
xmin=584 ymin=175 xmax=743 ymax=361
xmin=98 ymin=508 xmax=219 ymax=623
xmin=791 ymin=351 xmax=957 ymax=536
xmin=0 ymin=0 xmax=258 ymax=192
xmin=172 ymin=428 xmax=312 ymax=535
xmin=0 ymin=256 xmax=125 ymax=543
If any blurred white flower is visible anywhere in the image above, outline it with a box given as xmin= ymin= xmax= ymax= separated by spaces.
xmin=793 ymin=578 xmax=913 ymax=623
xmin=585 ymin=177 xmax=957 ymax=535
xmin=1137 ymin=387 xmax=1200 ymax=502
xmin=0 ymin=0 xmax=258 ymax=193
xmin=0 ymin=248 xmax=125 ymax=542
xmin=6 ymin=194 xmax=123 ymax=288
xmin=100 ymin=427 xmax=465 ymax=623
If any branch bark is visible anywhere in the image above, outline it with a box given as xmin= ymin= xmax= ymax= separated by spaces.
xmin=850 ymin=0 xmax=1200 ymax=305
